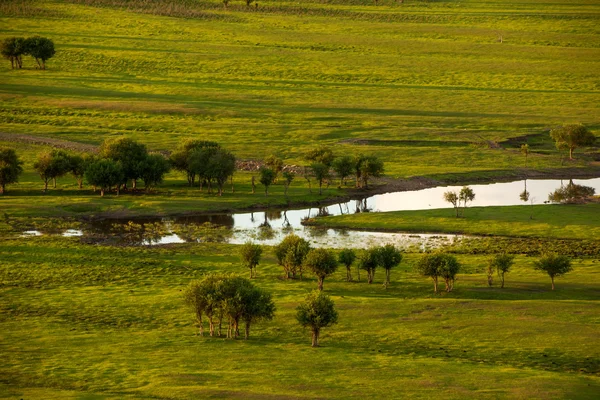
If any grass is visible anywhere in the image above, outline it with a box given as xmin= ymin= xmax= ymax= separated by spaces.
xmin=1 ymin=237 xmax=599 ymax=399
xmin=305 ymin=203 xmax=600 ymax=240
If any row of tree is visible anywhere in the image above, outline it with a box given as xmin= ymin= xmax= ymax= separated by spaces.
xmin=1 ymin=36 xmax=55 ymax=69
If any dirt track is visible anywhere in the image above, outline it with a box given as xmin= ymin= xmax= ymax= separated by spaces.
xmin=0 ymin=132 xmax=99 ymax=153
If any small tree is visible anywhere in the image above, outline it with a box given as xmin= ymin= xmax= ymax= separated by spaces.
xmin=310 ymin=162 xmax=330 ymax=195
xmin=444 ymin=186 xmax=475 ymax=217
xmin=296 ymin=291 xmax=338 ymax=347
xmin=259 ymin=167 xmax=276 ymax=196
xmin=533 ymin=253 xmax=572 ymax=290
xmin=0 ymin=147 xmax=23 ymax=194
xmin=99 ymin=137 xmax=148 ymax=190
xmin=332 ymin=156 xmax=353 ymax=186
xmin=443 ymin=191 xmax=460 ymax=217
xmin=240 ymin=286 xmax=275 ymax=339
xmin=206 ymin=149 xmax=236 ymax=196
xmin=304 ymin=249 xmax=338 ymax=291
xmin=85 ymin=159 xmax=124 ymax=197
xmin=377 ymin=244 xmax=402 ymax=289
xmin=459 ymin=186 xmax=475 ymax=215
xmin=139 ymin=153 xmax=171 ymax=192
xmin=183 ymin=280 xmax=207 ymax=336
xmin=240 ymin=241 xmax=263 ymax=278
xmin=305 ymin=146 xmax=335 ymax=167
xmin=358 ymin=247 xmax=379 ymax=284
xmin=68 ymin=153 xmax=91 ymax=189
xmin=33 ymin=150 xmax=71 ymax=191
xmin=417 ymin=253 xmax=444 ymax=293
xmin=438 ymin=254 xmax=460 ymax=292
xmin=338 ymin=248 xmax=356 ymax=282
xmin=264 ymin=155 xmax=283 ymax=181
xmin=359 ymin=156 xmax=384 ymax=188
xmin=520 ymin=144 xmax=530 ymax=168
xmin=282 ymin=171 xmax=294 ymax=196
xmin=169 ymin=139 xmax=220 ymax=186
xmin=489 ymin=254 xmax=515 ymax=288
xmin=24 ymin=36 xmax=55 ymax=70
xmin=550 ymin=124 xmax=596 ymax=160
xmin=274 ymin=234 xmax=311 ymax=279
xmin=1 ymin=37 xmax=26 ymax=69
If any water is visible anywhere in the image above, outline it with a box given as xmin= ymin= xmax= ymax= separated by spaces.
xmin=20 ymin=178 xmax=600 ymax=249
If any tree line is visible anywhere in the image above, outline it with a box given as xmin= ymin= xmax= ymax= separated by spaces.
xmin=1 ymin=36 xmax=55 ymax=69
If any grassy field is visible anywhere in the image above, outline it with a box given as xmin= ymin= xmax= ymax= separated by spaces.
xmin=1 ymin=237 xmax=599 ymax=399
xmin=305 ymin=203 xmax=600 ymax=240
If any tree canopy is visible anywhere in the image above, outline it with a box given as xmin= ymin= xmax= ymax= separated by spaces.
xmin=304 ymin=248 xmax=338 ymax=291
xmin=550 ymin=124 xmax=596 ymax=160
xmin=533 ymin=253 xmax=572 ymax=290
xmin=296 ymin=291 xmax=338 ymax=347
xmin=274 ymin=234 xmax=311 ymax=279
xmin=0 ymin=147 xmax=23 ymax=194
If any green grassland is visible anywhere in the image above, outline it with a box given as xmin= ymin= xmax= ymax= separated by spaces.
xmin=1 ymin=237 xmax=599 ymax=399
xmin=305 ymin=203 xmax=600 ymax=240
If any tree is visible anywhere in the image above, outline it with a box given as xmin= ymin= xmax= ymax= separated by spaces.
xmin=0 ymin=147 xmax=23 ymax=194
xmin=24 ymin=36 xmax=55 ymax=70
xmin=377 ymin=244 xmax=402 ymax=289
xmin=99 ymin=137 xmax=148 ymax=190
xmin=459 ymin=186 xmax=475 ymax=214
xmin=489 ymin=254 xmax=515 ymax=288
xmin=274 ymin=234 xmax=311 ymax=279
xmin=282 ymin=171 xmax=294 ymax=196
xmin=183 ymin=280 xmax=208 ymax=336
xmin=259 ymin=167 xmax=276 ymax=196
xmin=358 ymin=247 xmax=379 ymax=284
xmin=139 ymin=153 xmax=171 ymax=192
xmin=206 ymin=149 xmax=236 ymax=196
xmin=240 ymin=286 xmax=275 ymax=340
xmin=296 ymin=291 xmax=338 ymax=347
xmin=417 ymin=253 xmax=445 ymax=293
xmin=359 ymin=156 xmax=384 ymax=188
xmin=169 ymin=139 xmax=220 ymax=186
xmin=443 ymin=191 xmax=460 ymax=217
xmin=1 ymin=37 xmax=26 ymax=69
xmin=310 ymin=162 xmax=330 ymax=195
xmin=304 ymin=249 xmax=338 ymax=291
xmin=84 ymin=159 xmax=124 ymax=197
xmin=520 ymin=144 xmax=530 ymax=168
xmin=438 ymin=254 xmax=460 ymax=292
xmin=68 ymin=153 xmax=94 ymax=189
xmin=443 ymin=186 xmax=475 ymax=217
xmin=240 ymin=241 xmax=263 ymax=278
xmin=332 ymin=156 xmax=354 ymax=186
xmin=338 ymin=248 xmax=356 ymax=282
xmin=550 ymin=124 xmax=596 ymax=160
xmin=33 ymin=150 xmax=71 ymax=191
xmin=264 ymin=155 xmax=283 ymax=181
xmin=548 ymin=181 xmax=595 ymax=203
xmin=305 ymin=146 xmax=334 ymax=167
xmin=533 ymin=253 xmax=572 ymax=290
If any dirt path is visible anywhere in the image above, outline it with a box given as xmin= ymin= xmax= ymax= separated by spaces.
xmin=0 ymin=132 xmax=99 ymax=153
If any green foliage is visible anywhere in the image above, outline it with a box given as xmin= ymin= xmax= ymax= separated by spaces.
xmin=259 ymin=167 xmax=276 ymax=196
xmin=33 ymin=149 xmax=71 ymax=191
xmin=264 ymin=155 xmax=283 ymax=179
xmin=305 ymin=146 xmax=334 ymax=167
xmin=274 ymin=233 xmax=311 ymax=279
xmin=99 ymin=137 xmax=148 ymax=189
xmin=0 ymin=36 xmax=26 ymax=69
xmin=240 ymin=241 xmax=262 ymax=278
xmin=548 ymin=181 xmax=595 ymax=204
xmin=377 ymin=244 xmax=402 ymax=289
xmin=332 ymin=156 xmax=354 ymax=186
xmin=443 ymin=186 xmax=475 ymax=217
xmin=84 ymin=158 xmax=124 ymax=196
xmin=338 ymin=248 xmax=356 ymax=281
xmin=310 ymin=162 xmax=330 ymax=195
xmin=282 ymin=170 xmax=294 ymax=195
xmin=206 ymin=148 xmax=236 ymax=196
xmin=304 ymin=248 xmax=338 ymax=291
xmin=550 ymin=124 xmax=596 ymax=160
xmin=0 ymin=147 xmax=23 ymax=194
xmin=296 ymin=290 xmax=338 ymax=347
xmin=488 ymin=253 xmax=515 ymax=288
xmin=139 ymin=153 xmax=171 ymax=192
xmin=417 ymin=253 xmax=460 ymax=293
xmin=23 ymin=36 xmax=55 ymax=69
xmin=533 ymin=253 xmax=573 ymax=290
xmin=520 ymin=144 xmax=530 ymax=168
xmin=358 ymin=246 xmax=379 ymax=284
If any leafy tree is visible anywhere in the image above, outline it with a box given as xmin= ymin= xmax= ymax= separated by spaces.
xmin=359 ymin=156 xmax=384 ymax=188
xmin=338 ymin=248 xmax=356 ymax=282
xmin=264 ymin=155 xmax=283 ymax=181
xmin=305 ymin=146 xmax=334 ymax=167
xmin=533 ymin=253 xmax=572 ymax=290
xmin=332 ymin=156 xmax=353 ymax=186
xmin=1 ymin=37 xmax=26 ymax=69
xmin=139 ymin=153 xmax=171 ymax=192
xmin=310 ymin=162 xmax=330 ymax=195
xmin=417 ymin=253 xmax=444 ymax=293
xmin=358 ymin=247 xmax=379 ymax=284
xmin=274 ymin=233 xmax=311 ymax=279
xmin=459 ymin=186 xmax=475 ymax=214
xmin=84 ymin=159 xmax=124 ymax=197
xmin=259 ymin=167 xmax=276 ymax=196
xmin=240 ymin=241 xmax=263 ymax=278
xmin=183 ymin=280 xmax=207 ymax=336
xmin=206 ymin=149 xmax=236 ymax=196
xmin=550 ymin=124 xmax=596 ymax=160
xmin=24 ymin=36 xmax=55 ymax=70
xmin=352 ymin=154 xmax=367 ymax=188
xmin=0 ymin=147 xmax=23 ymax=194
xmin=304 ymin=249 xmax=338 ymax=291
xmin=489 ymin=254 xmax=515 ymax=288
xmin=443 ymin=191 xmax=460 ymax=217
xmin=33 ymin=150 xmax=71 ymax=191
xmin=438 ymin=254 xmax=460 ymax=292
xmin=67 ymin=153 xmax=94 ymax=189
xmin=520 ymin=144 xmax=530 ymax=168
xmin=188 ymin=146 xmax=219 ymax=192
xmin=548 ymin=181 xmax=595 ymax=203
xmin=296 ymin=291 xmax=338 ymax=347
xmin=240 ymin=286 xmax=275 ymax=340
xmin=282 ymin=171 xmax=294 ymax=196
xmin=377 ymin=244 xmax=402 ymax=289
xmin=444 ymin=186 xmax=475 ymax=217
xmin=169 ymin=139 xmax=220 ymax=186
xmin=99 ymin=137 xmax=148 ymax=190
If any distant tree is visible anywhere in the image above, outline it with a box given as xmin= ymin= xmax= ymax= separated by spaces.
xmin=338 ymin=248 xmax=356 ymax=282
xmin=520 ymin=144 xmax=530 ymax=168
xmin=459 ymin=186 xmax=475 ymax=214
xmin=0 ymin=147 xmax=23 ymax=194
xmin=438 ymin=254 xmax=460 ymax=292
xmin=417 ymin=253 xmax=446 ymax=293
xmin=24 ymin=36 xmax=55 ymax=70
xmin=302 ymin=165 xmax=313 ymax=193
xmin=1 ymin=37 xmax=26 ymax=69
xmin=306 ymin=146 xmax=335 ymax=167
xmin=84 ymin=159 xmax=124 ymax=197
xmin=358 ymin=247 xmax=380 ymax=284
xmin=533 ymin=253 xmax=572 ymax=290
xmin=33 ymin=150 xmax=71 ymax=191
xmin=296 ymin=291 xmax=338 ymax=347
xmin=259 ymin=167 xmax=276 ymax=196
xmin=377 ymin=244 xmax=402 ymax=289
xmin=332 ymin=156 xmax=354 ymax=186
xmin=183 ymin=280 xmax=207 ymax=336
xmin=310 ymin=162 xmax=330 ymax=195
xmin=443 ymin=191 xmax=460 ymax=217
xmin=274 ymin=233 xmax=311 ymax=279
xmin=169 ymin=139 xmax=220 ymax=186
xmin=264 ymin=155 xmax=283 ymax=181
xmin=240 ymin=286 xmax=275 ymax=339
xmin=68 ymin=153 xmax=91 ymax=189
xmin=282 ymin=171 xmax=294 ymax=196
xmin=139 ymin=153 xmax=171 ymax=192
xmin=548 ymin=181 xmax=595 ymax=204
xmin=240 ymin=241 xmax=263 ymax=278
xmin=444 ymin=186 xmax=475 ymax=217
xmin=359 ymin=156 xmax=384 ymax=188
xmin=304 ymin=249 xmax=338 ymax=291
xmin=99 ymin=137 xmax=148 ymax=190
xmin=206 ymin=149 xmax=236 ymax=196
xmin=489 ymin=254 xmax=515 ymax=288
xmin=550 ymin=124 xmax=596 ymax=160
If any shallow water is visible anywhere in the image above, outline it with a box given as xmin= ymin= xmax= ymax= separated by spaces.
xmin=20 ymin=178 xmax=600 ymax=249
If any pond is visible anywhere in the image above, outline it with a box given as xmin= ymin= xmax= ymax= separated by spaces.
xmin=21 ymin=178 xmax=600 ymax=249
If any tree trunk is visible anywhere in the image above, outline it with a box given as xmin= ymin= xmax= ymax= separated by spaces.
xmin=231 ymin=176 xmax=234 ymax=193
xmin=132 ymin=179 xmax=137 ymax=190
xmin=10 ymin=58 xmax=14 ymax=69
xmin=251 ymin=176 xmax=255 ymax=194
xmin=319 ymin=182 xmax=322 ymax=195
xmin=367 ymin=270 xmax=373 ymax=284
xmin=208 ymin=316 xmax=214 ymax=336
xmin=245 ymin=321 xmax=251 ymax=340
xmin=77 ymin=179 xmax=83 ymax=189
xmin=0 ymin=184 xmax=5 ymax=194
xmin=265 ymin=187 xmax=268 ymax=196
xmin=53 ymin=177 xmax=57 ymax=188
xmin=357 ymin=266 xmax=360 ymax=282
xmin=500 ymin=273 xmax=505 ymax=288
xmin=551 ymin=276 xmax=555 ymax=290
xmin=318 ymin=277 xmax=324 ymax=291
xmin=569 ymin=147 xmax=574 ymax=160
xmin=311 ymin=329 xmax=319 ymax=347
xmin=100 ymin=188 xmax=105 ymax=197
xmin=433 ymin=277 xmax=438 ymax=293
